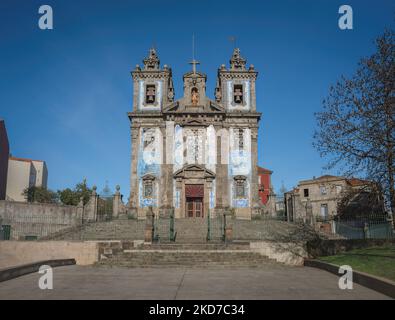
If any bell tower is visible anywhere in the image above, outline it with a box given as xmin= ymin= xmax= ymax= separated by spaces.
xmin=215 ymin=48 xmax=257 ymax=112
xmin=131 ymin=48 xmax=174 ymax=112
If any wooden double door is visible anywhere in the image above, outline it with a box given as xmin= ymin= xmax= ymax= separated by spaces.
xmin=186 ymin=197 xmax=204 ymax=218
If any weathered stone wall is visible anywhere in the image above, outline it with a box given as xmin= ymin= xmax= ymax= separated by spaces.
xmin=0 ymin=200 xmax=83 ymax=240
xmin=0 ymin=241 xmax=99 ymax=268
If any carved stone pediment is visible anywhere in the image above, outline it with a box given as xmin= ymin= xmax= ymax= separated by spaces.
xmin=174 ymin=164 xmax=216 ymax=180
xmin=142 ymin=174 xmax=156 ymax=181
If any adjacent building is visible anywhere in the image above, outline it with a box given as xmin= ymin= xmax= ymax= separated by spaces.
xmin=257 ymin=166 xmax=277 ymax=215
xmin=128 ymin=48 xmax=263 ymax=219
xmin=284 ymin=175 xmax=370 ymax=222
xmin=0 ymin=120 xmax=9 ymax=200
xmin=6 ymin=157 xmax=48 ymax=202
xmin=257 ymin=166 xmax=272 ymax=205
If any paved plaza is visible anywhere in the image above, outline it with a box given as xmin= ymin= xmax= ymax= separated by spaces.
xmin=0 ymin=265 xmax=390 ymax=300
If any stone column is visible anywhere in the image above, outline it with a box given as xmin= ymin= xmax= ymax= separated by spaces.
xmin=224 ymin=211 xmax=233 ymax=243
xmin=84 ymin=186 xmax=98 ymax=222
xmin=144 ymin=206 xmax=155 ymax=243
xmin=113 ymin=185 xmax=121 ymax=219
xmin=76 ymin=197 xmax=84 ymax=225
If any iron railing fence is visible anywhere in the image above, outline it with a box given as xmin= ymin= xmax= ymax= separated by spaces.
xmin=333 ymin=213 xmax=394 ymax=240
xmin=0 ymin=213 xmax=83 ymax=240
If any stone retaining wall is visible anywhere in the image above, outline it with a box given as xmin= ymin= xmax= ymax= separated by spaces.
xmin=0 ymin=241 xmax=99 ymax=269
xmin=0 ymin=200 xmax=84 ymax=240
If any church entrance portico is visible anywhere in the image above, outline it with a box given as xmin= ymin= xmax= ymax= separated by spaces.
xmin=173 ymin=165 xmax=215 ymax=219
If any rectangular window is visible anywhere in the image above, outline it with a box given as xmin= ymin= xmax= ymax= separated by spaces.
xmin=233 ymin=84 xmax=243 ymax=104
xmin=303 ymin=189 xmax=309 ymax=197
xmin=320 ymin=204 xmax=328 ymax=218
xmin=320 ymin=186 xmax=327 ymax=195
xmin=145 ymin=84 xmax=156 ymax=104
xmin=143 ymin=181 xmax=153 ymax=198
xmin=235 ymin=181 xmax=246 ymax=198
xmin=336 ymin=185 xmax=342 ymax=194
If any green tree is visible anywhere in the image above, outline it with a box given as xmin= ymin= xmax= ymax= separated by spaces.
xmin=58 ymin=179 xmax=92 ymax=206
xmin=58 ymin=188 xmax=79 ymax=206
xmin=23 ymin=186 xmax=59 ymax=203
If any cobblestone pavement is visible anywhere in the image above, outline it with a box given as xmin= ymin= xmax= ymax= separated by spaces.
xmin=0 ymin=265 xmax=390 ymax=300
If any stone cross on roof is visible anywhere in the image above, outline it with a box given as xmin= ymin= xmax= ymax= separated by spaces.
xmin=189 ymin=59 xmax=200 ymax=74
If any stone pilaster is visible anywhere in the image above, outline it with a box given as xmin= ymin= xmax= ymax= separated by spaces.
xmin=159 ymin=125 xmax=173 ymax=212
xmin=250 ymin=128 xmax=261 ymax=217
xmin=215 ymin=132 xmax=229 ymax=210
xmin=129 ymin=126 xmax=140 ymax=215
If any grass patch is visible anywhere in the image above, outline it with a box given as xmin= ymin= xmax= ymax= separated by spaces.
xmin=319 ymin=245 xmax=395 ymax=282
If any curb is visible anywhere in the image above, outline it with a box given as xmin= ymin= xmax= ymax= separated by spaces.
xmin=0 ymin=259 xmax=76 ymax=283
xmin=304 ymin=259 xmax=395 ymax=299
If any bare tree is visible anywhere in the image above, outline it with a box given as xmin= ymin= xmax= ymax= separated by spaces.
xmin=314 ymin=30 xmax=395 ymax=214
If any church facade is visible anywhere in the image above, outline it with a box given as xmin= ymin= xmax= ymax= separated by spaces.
xmin=128 ymin=48 xmax=262 ymax=219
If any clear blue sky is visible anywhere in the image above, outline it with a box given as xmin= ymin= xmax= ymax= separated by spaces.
xmin=0 ymin=0 xmax=394 ymax=196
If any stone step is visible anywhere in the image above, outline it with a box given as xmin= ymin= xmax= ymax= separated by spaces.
xmin=98 ymin=248 xmax=275 ymax=268
xmin=140 ymin=243 xmax=249 ymax=250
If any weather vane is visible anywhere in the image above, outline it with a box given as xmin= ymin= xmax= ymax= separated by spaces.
xmin=229 ymin=36 xmax=237 ymax=49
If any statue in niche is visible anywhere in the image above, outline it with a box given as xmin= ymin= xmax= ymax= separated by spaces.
xmin=191 ymin=87 xmax=199 ymax=106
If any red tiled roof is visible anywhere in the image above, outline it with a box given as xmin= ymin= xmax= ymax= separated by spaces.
xmin=257 ymin=166 xmax=273 ymax=174
xmin=346 ymin=178 xmax=370 ymax=187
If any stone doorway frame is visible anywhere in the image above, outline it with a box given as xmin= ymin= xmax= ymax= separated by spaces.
xmin=173 ymin=164 xmax=215 ymax=219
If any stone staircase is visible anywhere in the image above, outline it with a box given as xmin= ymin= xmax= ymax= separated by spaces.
xmin=45 ymin=216 xmax=317 ymax=244
xmin=45 ymin=219 xmax=146 ymax=241
xmin=96 ymin=242 xmax=277 ymax=268
xmin=171 ymin=218 xmax=221 ymax=243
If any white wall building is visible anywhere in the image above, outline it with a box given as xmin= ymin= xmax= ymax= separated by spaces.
xmin=6 ymin=157 xmax=48 ymax=202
